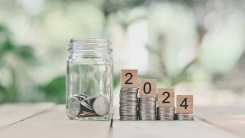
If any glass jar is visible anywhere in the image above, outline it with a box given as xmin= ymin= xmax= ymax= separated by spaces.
xmin=66 ymin=38 xmax=113 ymax=120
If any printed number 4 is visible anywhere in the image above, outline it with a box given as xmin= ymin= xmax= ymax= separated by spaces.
xmin=180 ymin=98 xmax=188 ymax=109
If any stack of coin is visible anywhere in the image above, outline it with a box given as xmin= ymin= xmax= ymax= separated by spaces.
xmin=177 ymin=114 xmax=194 ymax=120
xmin=68 ymin=94 xmax=110 ymax=117
xmin=138 ymin=98 xmax=156 ymax=120
xmin=157 ymin=107 xmax=175 ymax=120
xmin=119 ymin=88 xmax=138 ymax=121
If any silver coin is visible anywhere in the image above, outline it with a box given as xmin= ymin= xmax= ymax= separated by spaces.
xmin=120 ymin=117 xmax=138 ymax=121
xmin=139 ymin=111 xmax=156 ymax=114
xmin=120 ymin=106 xmax=137 ymax=110
xmin=120 ymin=101 xmax=138 ymax=104
xmin=120 ymin=110 xmax=138 ymax=113
xmin=157 ymin=110 xmax=175 ymax=113
xmin=139 ymin=109 xmax=155 ymax=111
xmin=177 ymin=115 xmax=193 ymax=118
xmin=120 ymin=103 xmax=138 ymax=106
xmin=177 ymin=114 xmax=194 ymax=120
xmin=139 ymin=103 xmax=156 ymax=106
xmin=157 ymin=107 xmax=175 ymax=110
xmin=73 ymin=93 xmax=87 ymax=98
xmin=119 ymin=99 xmax=138 ymax=102
xmin=139 ymin=113 xmax=156 ymax=117
xmin=68 ymin=96 xmax=81 ymax=117
xmin=120 ymin=92 xmax=138 ymax=95
xmin=120 ymin=115 xmax=138 ymax=119
xmin=139 ymin=118 xmax=156 ymax=120
xmin=177 ymin=116 xmax=194 ymax=119
xmin=139 ymin=102 xmax=156 ymax=104
xmin=139 ymin=98 xmax=156 ymax=101
xmin=93 ymin=95 xmax=110 ymax=115
xmin=157 ymin=110 xmax=175 ymax=112
xmin=73 ymin=94 xmax=87 ymax=101
xmin=121 ymin=88 xmax=138 ymax=91
xmin=120 ymin=95 xmax=137 ymax=98
xmin=139 ymin=117 xmax=156 ymax=120
xmin=120 ymin=111 xmax=138 ymax=116
xmin=139 ymin=106 xmax=155 ymax=108
xmin=81 ymin=100 xmax=94 ymax=111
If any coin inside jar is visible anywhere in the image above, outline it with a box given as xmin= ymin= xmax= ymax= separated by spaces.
xmin=93 ymin=95 xmax=110 ymax=115
xmin=81 ymin=100 xmax=94 ymax=111
xmin=68 ymin=96 xmax=81 ymax=117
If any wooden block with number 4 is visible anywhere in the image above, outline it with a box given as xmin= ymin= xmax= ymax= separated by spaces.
xmin=139 ymin=79 xmax=157 ymax=98
xmin=121 ymin=69 xmax=138 ymax=88
xmin=176 ymin=95 xmax=193 ymax=114
xmin=158 ymin=88 xmax=175 ymax=107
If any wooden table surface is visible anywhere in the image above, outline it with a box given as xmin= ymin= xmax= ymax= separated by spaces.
xmin=0 ymin=102 xmax=244 ymax=138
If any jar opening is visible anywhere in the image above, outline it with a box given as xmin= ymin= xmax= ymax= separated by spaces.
xmin=68 ymin=38 xmax=112 ymax=52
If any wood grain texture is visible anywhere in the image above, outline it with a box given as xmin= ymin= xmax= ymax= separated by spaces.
xmin=0 ymin=105 xmax=111 ymax=138
xmin=139 ymin=79 xmax=157 ymax=98
xmin=158 ymin=88 xmax=175 ymax=107
xmin=121 ymin=69 xmax=138 ymax=88
xmin=177 ymin=95 xmax=193 ymax=114
xmin=111 ymin=107 xmax=236 ymax=138
xmin=195 ymin=104 xmax=245 ymax=137
xmin=0 ymin=103 xmax=54 ymax=129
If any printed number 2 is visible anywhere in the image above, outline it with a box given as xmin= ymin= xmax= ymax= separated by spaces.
xmin=162 ymin=92 xmax=170 ymax=103
xmin=125 ymin=73 xmax=133 ymax=84
xmin=180 ymin=98 xmax=188 ymax=109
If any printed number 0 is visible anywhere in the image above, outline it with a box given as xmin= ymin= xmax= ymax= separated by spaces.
xmin=180 ymin=98 xmax=188 ymax=109
xmin=125 ymin=73 xmax=133 ymax=84
xmin=162 ymin=92 xmax=170 ymax=103
xmin=143 ymin=82 xmax=151 ymax=94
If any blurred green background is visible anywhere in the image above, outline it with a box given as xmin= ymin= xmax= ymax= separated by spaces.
xmin=0 ymin=0 xmax=245 ymax=105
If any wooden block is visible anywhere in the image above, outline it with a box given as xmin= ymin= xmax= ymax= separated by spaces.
xmin=139 ymin=79 xmax=157 ymax=98
xmin=158 ymin=88 xmax=175 ymax=107
xmin=121 ymin=69 xmax=138 ymax=88
xmin=176 ymin=95 xmax=193 ymax=114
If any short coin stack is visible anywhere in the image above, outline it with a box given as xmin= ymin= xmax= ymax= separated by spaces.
xmin=138 ymin=98 xmax=156 ymax=120
xmin=177 ymin=114 xmax=194 ymax=120
xmin=157 ymin=107 xmax=175 ymax=120
xmin=119 ymin=88 xmax=138 ymax=121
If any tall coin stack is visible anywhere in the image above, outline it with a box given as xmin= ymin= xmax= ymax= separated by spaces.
xmin=119 ymin=88 xmax=138 ymax=121
xmin=177 ymin=113 xmax=194 ymax=120
xmin=157 ymin=107 xmax=175 ymax=120
xmin=138 ymin=98 xmax=156 ymax=120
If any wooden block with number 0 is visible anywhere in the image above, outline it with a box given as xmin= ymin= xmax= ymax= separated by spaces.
xmin=139 ymin=79 xmax=157 ymax=98
xmin=121 ymin=69 xmax=138 ymax=88
xmin=158 ymin=88 xmax=175 ymax=107
xmin=176 ymin=95 xmax=193 ymax=114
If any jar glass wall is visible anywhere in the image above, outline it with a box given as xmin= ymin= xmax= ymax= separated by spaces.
xmin=66 ymin=38 xmax=113 ymax=120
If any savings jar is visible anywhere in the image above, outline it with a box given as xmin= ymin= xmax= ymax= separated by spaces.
xmin=66 ymin=38 xmax=113 ymax=120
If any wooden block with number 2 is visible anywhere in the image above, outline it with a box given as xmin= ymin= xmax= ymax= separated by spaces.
xmin=177 ymin=95 xmax=193 ymax=114
xmin=121 ymin=69 xmax=138 ymax=88
xmin=158 ymin=88 xmax=175 ymax=107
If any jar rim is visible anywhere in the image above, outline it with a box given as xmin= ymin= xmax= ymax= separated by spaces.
xmin=68 ymin=38 xmax=112 ymax=51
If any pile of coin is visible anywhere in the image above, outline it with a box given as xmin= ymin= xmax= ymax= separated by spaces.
xmin=157 ymin=107 xmax=175 ymax=120
xmin=138 ymin=98 xmax=156 ymax=120
xmin=177 ymin=114 xmax=194 ymax=120
xmin=119 ymin=88 xmax=138 ymax=121
xmin=68 ymin=94 xmax=110 ymax=117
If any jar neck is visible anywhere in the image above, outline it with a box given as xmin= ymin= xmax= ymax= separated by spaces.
xmin=68 ymin=38 xmax=112 ymax=53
